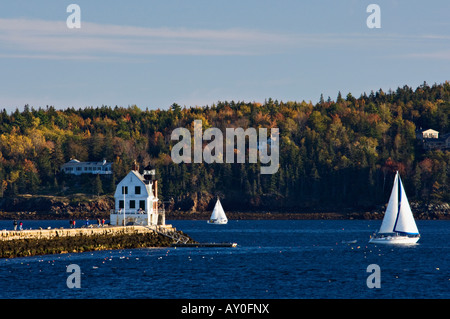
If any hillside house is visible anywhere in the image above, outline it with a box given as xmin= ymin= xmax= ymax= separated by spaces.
xmin=61 ymin=159 xmax=112 ymax=175
xmin=416 ymin=129 xmax=450 ymax=150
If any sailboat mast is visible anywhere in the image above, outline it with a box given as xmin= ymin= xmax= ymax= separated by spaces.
xmin=393 ymin=172 xmax=401 ymax=233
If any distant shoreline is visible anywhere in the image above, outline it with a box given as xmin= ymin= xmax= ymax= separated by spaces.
xmin=1 ymin=195 xmax=448 ymax=220
xmin=166 ymin=210 xmax=450 ymax=221
xmin=0 ymin=210 xmax=449 ymax=221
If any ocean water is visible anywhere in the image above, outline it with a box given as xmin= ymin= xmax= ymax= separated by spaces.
xmin=0 ymin=219 xmax=448 ymax=299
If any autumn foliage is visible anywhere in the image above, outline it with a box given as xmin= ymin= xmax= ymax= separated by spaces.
xmin=0 ymin=82 xmax=449 ymax=211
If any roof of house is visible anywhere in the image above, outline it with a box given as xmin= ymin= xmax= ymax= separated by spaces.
xmin=114 ymin=170 xmax=152 ymax=197
xmin=417 ymin=128 xmax=439 ymax=133
xmin=61 ymin=159 xmax=112 ymax=166
xmin=130 ymin=170 xmax=148 ymax=184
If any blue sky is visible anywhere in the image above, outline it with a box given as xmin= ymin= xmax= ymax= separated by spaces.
xmin=1 ymin=0 xmax=449 ymax=111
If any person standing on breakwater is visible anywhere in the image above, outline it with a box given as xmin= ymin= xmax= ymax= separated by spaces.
xmin=102 ymin=218 xmax=105 ymax=227
xmin=19 ymin=221 xmax=23 ymax=231
xmin=85 ymin=218 xmax=89 ymax=228
xmin=13 ymin=220 xmax=17 ymax=230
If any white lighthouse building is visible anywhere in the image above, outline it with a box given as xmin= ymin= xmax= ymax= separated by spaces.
xmin=110 ymin=162 xmax=164 ymax=226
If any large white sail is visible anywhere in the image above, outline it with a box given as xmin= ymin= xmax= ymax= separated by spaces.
xmin=378 ymin=172 xmax=399 ymax=234
xmin=394 ymin=176 xmax=419 ymax=235
xmin=209 ymin=198 xmax=228 ymax=224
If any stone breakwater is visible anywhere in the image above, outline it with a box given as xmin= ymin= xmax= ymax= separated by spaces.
xmin=0 ymin=225 xmax=194 ymax=258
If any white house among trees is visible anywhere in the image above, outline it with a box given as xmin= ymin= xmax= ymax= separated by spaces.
xmin=61 ymin=159 xmax=112 ymax=175
xmin=416 ymin=129 xmax=450 ymax=150
xmin=416 ymin=128 xmax=439 ymax=139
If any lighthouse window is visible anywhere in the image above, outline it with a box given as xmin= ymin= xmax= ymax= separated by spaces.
xmin=130 ymin=200 xmax=135 ymax=209
xmin=119 ymin=200 xmax=124 ymax=209
xmin=139 ymin=200 xmax=145 ymax=210
xmin=135 ymin=186 xmax=141 ymax=195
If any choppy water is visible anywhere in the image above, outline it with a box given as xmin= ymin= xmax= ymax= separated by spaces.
xmin=0 ymin=220 xmax=448 ymax=299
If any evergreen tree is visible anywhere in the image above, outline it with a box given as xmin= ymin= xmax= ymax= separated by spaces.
xmin=94 ymin=174 xmax=103 ymax=196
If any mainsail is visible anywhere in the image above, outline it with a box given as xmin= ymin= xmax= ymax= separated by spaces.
xmin=378 ymin=172 xmax=419 ymax=235
xmin=209 ymin=198 xmax=228 ymax=224
xmin=378 ymin=172 xmax=399 ymax=234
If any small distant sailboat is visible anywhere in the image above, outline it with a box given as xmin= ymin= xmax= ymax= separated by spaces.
xmin=207 ymin=198 xmax=228 ymax=225
xmin=369 ymin=171 xmax=420 ymax=245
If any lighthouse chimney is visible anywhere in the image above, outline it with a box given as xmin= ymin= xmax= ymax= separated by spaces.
xmin=132 ymin=160 xmax=139 ymax=172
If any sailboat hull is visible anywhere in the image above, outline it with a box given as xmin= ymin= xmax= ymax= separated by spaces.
xmin=369 ymin=235 xmax=419 ymax=245
xmin=207 ymin=219 xmax=228 ymax=225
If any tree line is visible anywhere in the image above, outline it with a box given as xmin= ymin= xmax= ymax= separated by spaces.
xmin=0 ymin=81 xmax=449 ymax=211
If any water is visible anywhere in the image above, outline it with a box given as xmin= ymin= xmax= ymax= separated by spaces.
xmin=0 ymin=220 xmax=448 ymax=299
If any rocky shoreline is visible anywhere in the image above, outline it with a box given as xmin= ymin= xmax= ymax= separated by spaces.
xmin=0 ymin=195 xmax=449 ymax=220
xmin=0 ymin=195 xmax=113 ymax=220
xmin=165 ymin=202 xmax=450 ymax=221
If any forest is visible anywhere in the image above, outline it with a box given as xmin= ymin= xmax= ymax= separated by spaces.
xmin=0 ymin=81 xmax=449 ymax=213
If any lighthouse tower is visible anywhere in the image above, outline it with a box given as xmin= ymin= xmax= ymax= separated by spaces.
xmin=110 ymin=162 xmax=163 ymax=226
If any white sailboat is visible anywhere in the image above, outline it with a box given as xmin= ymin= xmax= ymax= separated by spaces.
xmin=207 ymin=198 xmax=228 ymax=225
xmin=369 ymin=171 xmax=420 ymax=244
